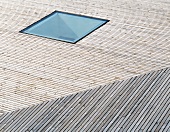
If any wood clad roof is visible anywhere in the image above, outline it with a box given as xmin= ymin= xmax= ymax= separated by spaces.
xmin=0 ymin=68 xmax=169 ymax=131
xmin=0 ymin=0 xmax=170 ymax=113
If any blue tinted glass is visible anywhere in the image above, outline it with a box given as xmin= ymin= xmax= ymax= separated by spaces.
xmin=20 ymin=11 xmax=109 ymax=43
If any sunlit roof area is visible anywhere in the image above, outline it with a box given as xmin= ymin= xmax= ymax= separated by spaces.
xmin=0 ymin=0 xmax=169 ymax=131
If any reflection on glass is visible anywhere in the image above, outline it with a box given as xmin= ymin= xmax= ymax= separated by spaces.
xmin=20 ymin=11 xmax=109 ymax=43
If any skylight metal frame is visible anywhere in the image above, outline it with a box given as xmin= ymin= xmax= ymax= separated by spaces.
xmin=20 ymin=10 xmax=109 ymax=44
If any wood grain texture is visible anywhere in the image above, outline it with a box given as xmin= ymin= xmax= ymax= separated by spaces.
xmin=0 ymin=0 xmax=170 ymax=113
xmin=0 ymin=68 xmax=169 ymax=131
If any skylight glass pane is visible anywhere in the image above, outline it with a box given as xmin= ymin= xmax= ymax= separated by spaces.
xmin=20 ymin=11 xmax=109 ymax=43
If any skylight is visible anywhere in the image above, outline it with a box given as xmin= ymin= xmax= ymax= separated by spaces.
xmin=20 ymin=11 xmax=109 ymax=43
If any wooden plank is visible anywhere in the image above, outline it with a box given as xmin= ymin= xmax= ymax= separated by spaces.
xmin=0 ymin=68 xmax=169 ymax=131
xmin=0 ymin=0 xmax=170 ymax=113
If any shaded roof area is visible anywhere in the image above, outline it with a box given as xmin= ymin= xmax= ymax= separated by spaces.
xmin=0 ymin=67 xmax=169 ymax=131
xmin=0 ymin=0 xmax=170 ymax=113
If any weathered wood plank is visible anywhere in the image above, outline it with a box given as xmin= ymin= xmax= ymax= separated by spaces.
xmin=0 ymin=68 xmax=169 ymax=131
xmin=0 ymin=0 xmax=170 ymax=113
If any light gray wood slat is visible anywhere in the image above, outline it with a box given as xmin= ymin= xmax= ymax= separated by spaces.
xmin=64 ymin=83 xmax=123 ymax=131
xmin=16 ymin=99 xmax=57 ymax=131
xmin=156 ymin=113 xmax=170 ymax=131
xmin=5 ymin=101 xmax=48 ymax=132
xmin=110 ymin=117 xmax=124 ymax=132
xmin=3 ymin=108 xmax=28 ymax=131
xmin=4 ymin=104 xmax=40 ymax=132
xmin=87 ymin=74 xmax=148 ymax=131
xmin=0 ymin=111 xmax=19 ymax=131
xmin=119 ymin=69 xmax=166 ymax=131
xmin=75 ymin=83 xmax=131 ymax=131
xmin=126 ymin=69 xmax=169 ymax=131
xmin=92 ymin=76 xmax=148 ymax=131
xmin=132 ymin=70 xmax=168 ymax=128
xmin=0 ymin=109 xmax=23 ymax=130
xmin=0 ymin=112 xmax=9 ymax=122
xmin=105 ymin=76 xmax=156 ymax=131
xmin=40 ymin=89 xmax=94 ymax=131
xmin=33 ymin=96 xmax=72 ymax=131
xmin=133 ymin=70 xmax=170 ymax=131
xmin=27 ymin=97 xmax=67 ymax=131
xmin=151 ymin=104 xmax=168 ymax=131
xmin=2 ymin=103 xmax=42 ymax=130
xmin=78 ymin=75 xmax=146 ymax=132
xmin=109 ymin=71 xmax=159 ymax=131
xmin=143 ymin=88 xmax=169 ymax=131
xmin=90 ymin=75 xmax=146 ymax=131
xmin=124 ymin=70 xmax=166 ymax=131
xmin=159 ymin=114 xmax=170 ymax=132
xmin=44 ymin=91 xmax=91 ymax=131
xmin=124 ymin=72 xmax=165 ymax=116
xmin=36 ymin=94 xmax=78 ymax=132
xmin=143 ymin=79 xmax=170 ymax=131
xmin=100 ymin=82 xmax=143 ymax=131
xmin=77 ymin=81 xmax=126 ymax=132
xmin=0 ymin=110 xmax=18 ymax=126
xmin=0 ymin=111 xmax=16 ymax=124
xmin=56 ymin=84 xmax=112 ymax=131
xmin=163 ymin=121 xmax=170 ymax=132
xmin=66 ymin=83 xmax=119 ymax=131
xmin=26 ymin=98 xmax=62 ymax=131
xmin=148 ymin=99 xmax=170 ymax=130
xmin=111 ymin=70 xmax=161 ymax=131
xmin=102 ymin=70 xmax=158 ymax=131
xmin=46 ymin=86 xmax=103 ymax=131
xmin=88 ymin=84 xmax=131 ymax=131
xmin=35 ymin=89 xmax=91 ymax=131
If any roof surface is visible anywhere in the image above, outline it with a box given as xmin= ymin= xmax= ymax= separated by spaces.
xmin=0 ymin=0 xmax=170 ymax=130
xmin=0 ymin=67 xmax=169 ymax=131
xmin=0 ymin=0 xmax=169 ymax=114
